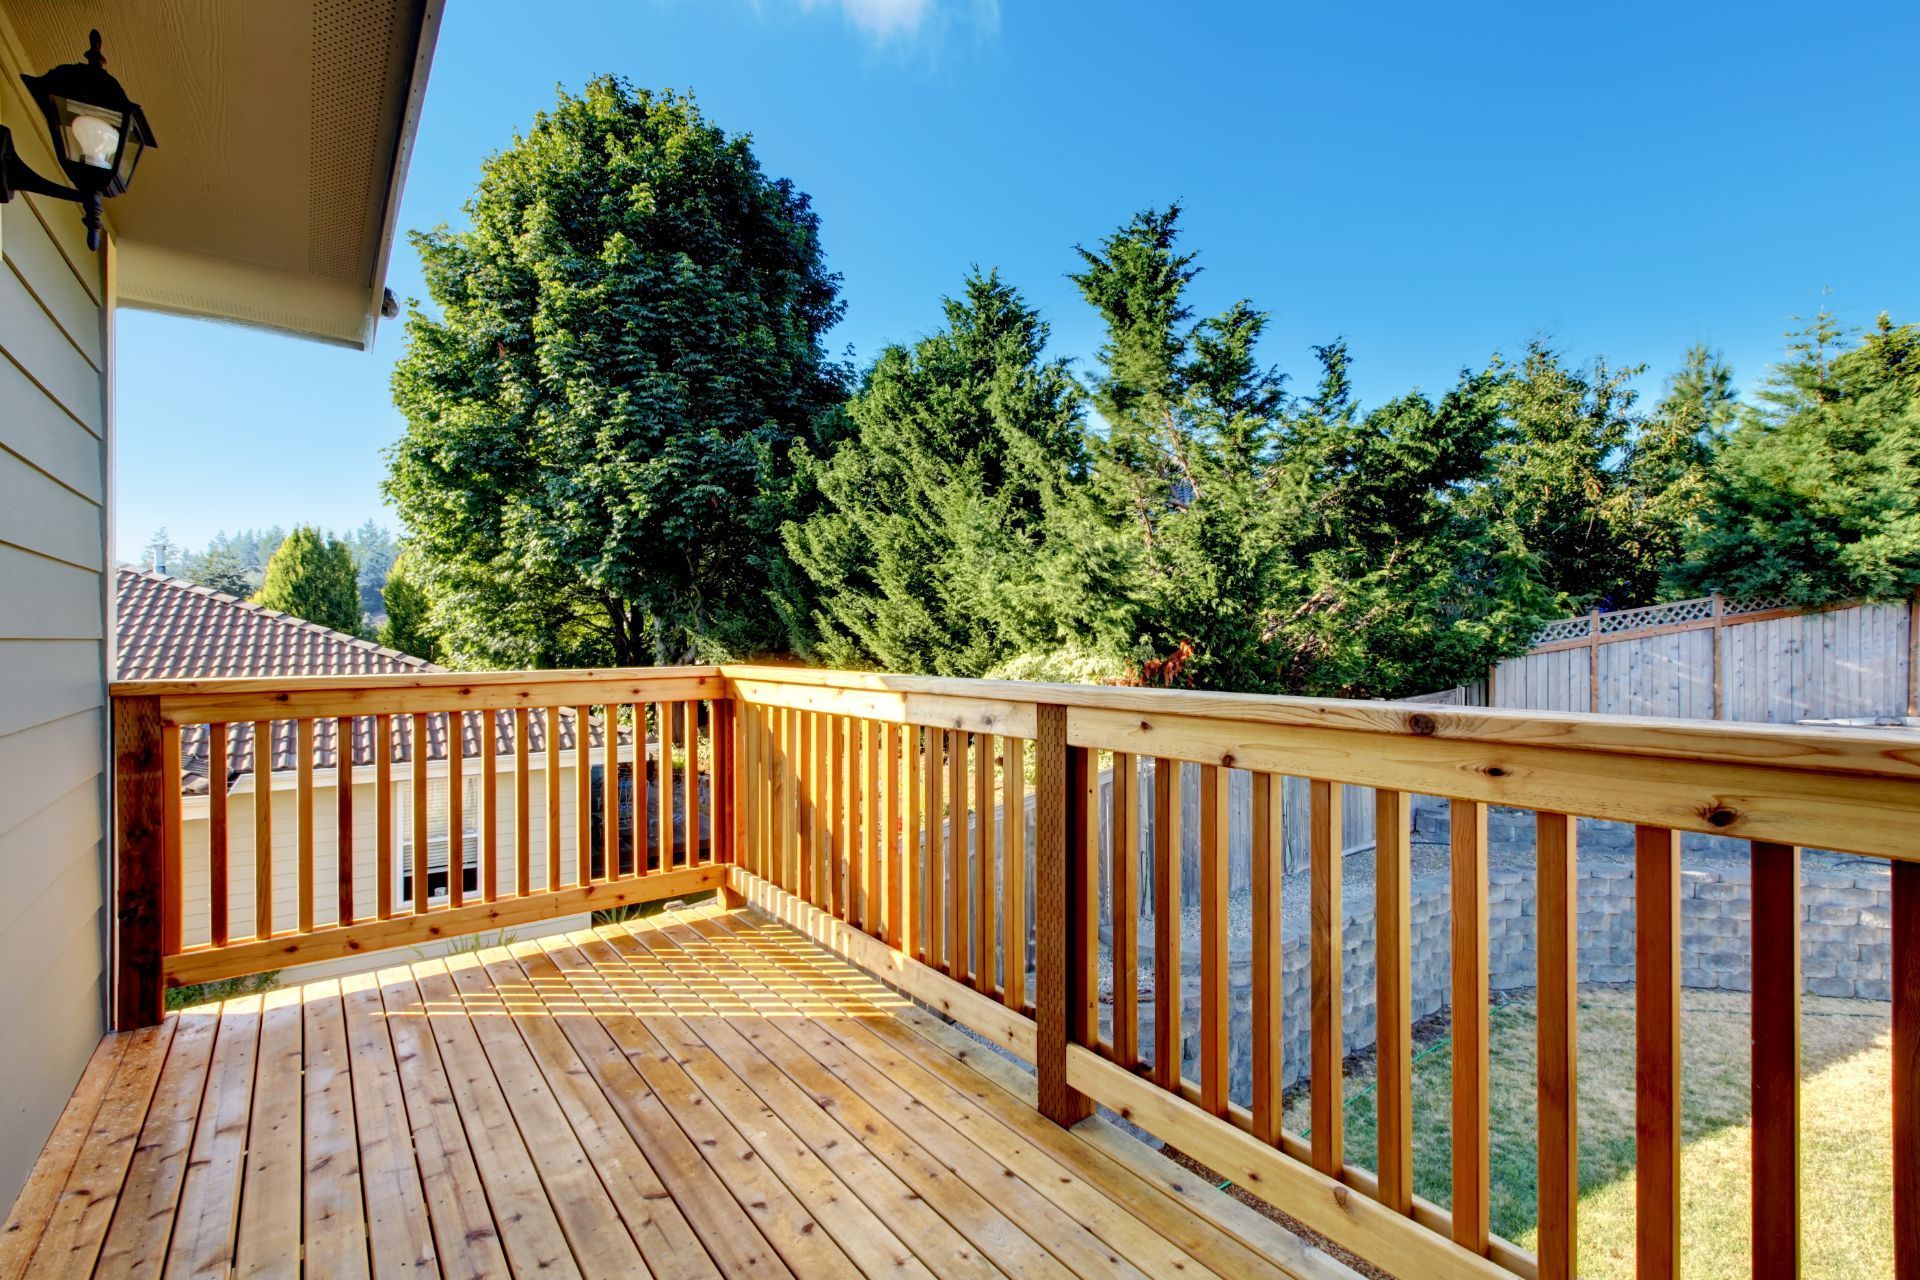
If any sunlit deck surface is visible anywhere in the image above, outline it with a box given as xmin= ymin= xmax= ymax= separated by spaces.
xmin=2 ymin=904 xmax=1340 ymax=1279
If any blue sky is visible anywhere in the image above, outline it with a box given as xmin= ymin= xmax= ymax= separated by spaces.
xmin=117 ymin=0 xmax=1920 ymax=553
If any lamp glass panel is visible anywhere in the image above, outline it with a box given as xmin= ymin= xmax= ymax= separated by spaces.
xmin=52 ymin=96 xmax=124 ymax=169
xmin=112 ymin=127 xmax=142 ymax=188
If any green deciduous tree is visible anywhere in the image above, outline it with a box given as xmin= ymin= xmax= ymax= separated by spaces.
xmin=1678 ymin=311 xmax=1920 ymax=605
xmin=782 ymin=270 xmax=1130 ymax=676
xmin=253 ymin=526 xmax=362 ymax=635
xmin=386 ymin=77 xmax=846 ymax=668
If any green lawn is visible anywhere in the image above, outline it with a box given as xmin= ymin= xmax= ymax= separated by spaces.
xmin=1281 ymin=988 xmax=1894 ymax=1279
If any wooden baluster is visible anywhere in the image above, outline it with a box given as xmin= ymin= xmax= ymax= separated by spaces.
xmin=789 ymin=707 xmax=806 ymax=896
xmin=412 ymin=713 xmax=430 ymax=914
xmin=975 ymin=733 xmax=996 ymax=996
xmin=950 ymin=730 xmax=968 ymax=981
xmin=1377 ymin=789 xmax=1414 ymax=1208
xmin=1309 ymin=778 xmax=1343 ymax=1173
xmin=254 ymin=719 xmax=274 ymax=939
xmin=927 ymin=728 xmax=946 ymax=972
xmin=1636 ymin=824 xmax=1682 ymax=1279
xmin=481 ymin=712 xmax=499 ymax=901
xmin=1251 ymin=771 xmax=1283 ymax=1144
xmin=1035 ymin=703 xmax=1093 ymax=1126
xmin=112 ymin=695 xmax=165 ymax=1030
xmin=376 ymin=714 xmax=394 ymax=918
xmin=684 ymin=701 xmax=701 ymax=869
xmin=719 ymin=699 xmax=738 ymax=867
xmin=576 ymin=705 xmax=592 ymax=886
xmin=1751 ymin=839 xmax=1799 ymax=1280
xmin=1538 ymin=812 xmax=1578 ymax=1275
xmin=297 ymin=718 xmax=316 ymax=933
xmin=545 ymin=705 xmax=564 ymax=891
xmin=210 ymin=722 xmax=230 ymax=947
xmin=1074 ymin=737 xmax=1101 ymax=1080
xmin=829 ymin=714 xmax=847 ymax=918
xmin=337 ymin=717 xmax=355 ymax=926
xmin=447 ymin=712 xmax=465 ymax=908
xmin=658 ymin=701 xmax=676 ymax=874
xmin=161 ymin=721 xmax=182 ymax=957
xmin=906 ymin=726 xmax=924 ymax=962
xmin=741 ymin=704 xmax=757 ymax=878
xmin=863 ymin=720 xmax=881 ymax=934
xmin=1153 ymin=757 xmax=1182 ymax=1091
xmin=1201 ymin=764 xmax=1230 ymax=1115
xmin=1111 ymin=751 xmax=1139 ymax=1065
xmin=812 ymin=710 xmax=831 ymax=903
xmin=1452 ymin=798 xmax=1490 ymax=1253
xmin=844 ymin=715 xmax=860 ymax=916
xmin=1003 ymin=737 xmax=1027 ymax=1011
xmin=513 ymin=708 xmax=531 ymax=895
xmin=632 ymin=703 xmax=650 ymax=877
xmin=885 ymin=722 xmax=904 ymax=950
xmin=1895 ymin=859 xmax=1919 ymax=1279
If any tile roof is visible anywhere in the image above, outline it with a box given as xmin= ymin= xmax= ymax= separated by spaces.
xmin=115 ymin=568 xmax=625 ymax=792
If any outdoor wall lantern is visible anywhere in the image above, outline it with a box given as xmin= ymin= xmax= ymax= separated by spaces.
xmin=0 ymin=30 xmax=155 ymax=251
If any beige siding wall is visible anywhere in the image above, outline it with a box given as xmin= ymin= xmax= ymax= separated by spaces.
xmin=0 ymin=34 xmax=113 ymax=1210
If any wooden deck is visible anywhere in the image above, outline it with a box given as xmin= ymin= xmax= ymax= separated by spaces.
xmin=1 ymin=903 xmax=1348 ymax=1280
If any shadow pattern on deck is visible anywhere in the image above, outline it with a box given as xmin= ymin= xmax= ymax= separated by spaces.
xmin=1 ymin=905 xmax=1345 ymax=1279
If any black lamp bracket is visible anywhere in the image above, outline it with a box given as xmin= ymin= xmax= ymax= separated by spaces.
xmin=0 ymin=124 xmax=87 ymax=203
xmin=0 ymin=126 xmax=106 ymax=245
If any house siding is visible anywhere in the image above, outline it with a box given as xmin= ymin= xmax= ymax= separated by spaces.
xmin=178 ymin=757 xmax=586 ymax=946
xmin=0 ymin=29 xmax=112 ymax=1210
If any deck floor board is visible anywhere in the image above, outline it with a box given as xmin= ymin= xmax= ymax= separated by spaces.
xmin=4 ymin=906 xmax=1341 ymax=1280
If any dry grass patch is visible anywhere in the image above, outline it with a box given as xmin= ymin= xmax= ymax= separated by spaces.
xmin=1278 ymin=987 xmax=1892 ymax=1279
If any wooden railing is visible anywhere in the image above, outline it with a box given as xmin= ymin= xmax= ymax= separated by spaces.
xmin=111 ymin=667 xmax=733 ymax=1025
xmin=111 ymin=664 xmax=1920 ymax=1278
xmin=715 ymin=666 xmax=1920 ymax=1280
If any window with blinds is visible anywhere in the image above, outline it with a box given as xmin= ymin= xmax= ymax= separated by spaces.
xmin=396 ymin=773 xmax=481 ymax=906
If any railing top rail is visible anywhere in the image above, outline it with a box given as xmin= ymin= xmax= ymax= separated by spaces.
xmin=720 ymin=664 xmax=1920 ymax=783
xmin=111 ymin=665 xmax=725 ymax=725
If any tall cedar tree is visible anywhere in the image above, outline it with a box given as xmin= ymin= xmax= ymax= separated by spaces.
xmin=253 ymin=526 xmax=362 ymax=636
xmin=1679 ymin=311 xmax=1920 ymax=604
xmin=386 ymin=79 xmax=845 ymax=667
xmin=1477 ymin=343 xmax=1646 ymax=610
xmin=1071 ymin=205 xmax=1292 ymax=691
xmin=782 ymin=270 xmax=1130 ymax=675
xmin=1264 ymin=345 xmax=1556 ymax=696
xmin=1620 ymin=343 xmax=1734 ymax=603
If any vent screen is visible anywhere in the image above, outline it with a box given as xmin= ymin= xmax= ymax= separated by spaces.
xmin=309 ymin=0 xmax=403 ymax=281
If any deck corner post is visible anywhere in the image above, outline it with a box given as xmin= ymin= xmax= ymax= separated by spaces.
xmin=1034 ymin=701 xmax=1093 ymax=1126
xmin=112 ymin=693 xmax=166 ymax=1030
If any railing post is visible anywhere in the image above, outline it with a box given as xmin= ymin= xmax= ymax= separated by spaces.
xmin=112 ymin=694 xmax=166 ymax=1030
xmin=1034 ymin=702 xmax=1093 ymax=1126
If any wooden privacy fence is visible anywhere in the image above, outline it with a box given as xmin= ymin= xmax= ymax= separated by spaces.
xmin=1481 ymin=591 xmax=1920 ymax=721
xmin=113 ymin=666 xmax=1920 ymax=1279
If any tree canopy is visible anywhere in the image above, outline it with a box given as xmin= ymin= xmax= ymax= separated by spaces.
xmin=782 ymin=270 xmax=1128 ymax=678
xmin=253 ymin=526 xmax=362 ymax=636
xmin=386 ymin=77 xmax=846 ymax=668
xmin=1678 ymin=311 xmax=1920 ymax=604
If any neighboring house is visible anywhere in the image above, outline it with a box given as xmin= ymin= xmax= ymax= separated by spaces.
xmin=116 ymin=568 xmax=622 ymax=947
xmin=0 ymin=0 xmax=440 ymax=1204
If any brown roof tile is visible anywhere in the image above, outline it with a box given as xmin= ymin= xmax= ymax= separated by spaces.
xmin=115 ymin=568 xmax=626 ymax=791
